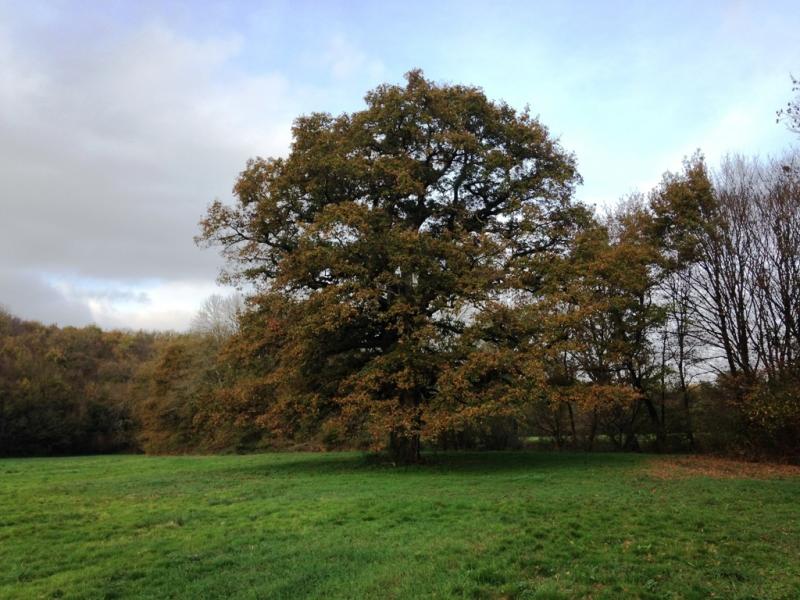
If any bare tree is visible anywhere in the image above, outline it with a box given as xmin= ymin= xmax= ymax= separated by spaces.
xmin=681 ymin=152 xmax=800 ymax=383
xmin=684 ymin=155 xmax=760 ymax=378
xmin=661 ymin=267 xmax=706 ymax=446
xmin=190 ymin=293 xmax=244 ymax=343
xmin=747 ymin=154 xmax=800 ymax=378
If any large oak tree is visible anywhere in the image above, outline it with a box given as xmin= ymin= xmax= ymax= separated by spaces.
xmin=199 ymin=70 xmax=587 ymax=462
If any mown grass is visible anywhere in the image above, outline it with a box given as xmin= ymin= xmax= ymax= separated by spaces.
xmin=1 ymin=451 xmax=798 ymax=599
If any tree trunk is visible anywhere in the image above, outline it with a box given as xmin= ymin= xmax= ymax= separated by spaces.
xmin=389 ymin=430 xmax=421 ymax=464
xmin=623 ymin=432 xmax=641 ymax=452
xmin=683 ymin=389 xmax=695 ymax=450
xmin=586 ymin=407 xmax=598 ymax=452
xmin=567 ymin=402 xmax=577 ymax=448
xmin=640 ymin=397 xmax=666 ymax=452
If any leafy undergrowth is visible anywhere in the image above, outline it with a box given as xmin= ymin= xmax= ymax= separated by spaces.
xmin=1 ymin=452 xmax=798 ymax=599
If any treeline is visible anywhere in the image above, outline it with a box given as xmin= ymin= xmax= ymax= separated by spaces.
xmin=3 ymin=72 xmax=799 ymax=461
xmin=527 ymin=151 xmax=800 ymax=459
xmin=0 ymin=312 xmax=147 ymax=455
xmin=193 ymin=72 xmax=800 ymax=463
xmin=0 ymin=302 xmax=262 ymax=456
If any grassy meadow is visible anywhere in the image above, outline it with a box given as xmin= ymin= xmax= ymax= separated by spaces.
xmin=1 ymin=451 xmax=799 ymax=599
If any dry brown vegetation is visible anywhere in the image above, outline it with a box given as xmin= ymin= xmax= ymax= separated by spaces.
xmin=646 ymin=454 xmax=800 ymax=480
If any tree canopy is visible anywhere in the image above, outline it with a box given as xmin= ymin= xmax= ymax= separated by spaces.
xmin=198 ymin=70 xmax=589 ymax=462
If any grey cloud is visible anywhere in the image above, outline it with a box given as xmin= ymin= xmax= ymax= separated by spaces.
xmin=0 ymin=268 xmax=94 ymax=326
xmin=0 ymin=5 xmax=391 ymax=329
xmin=0 ymin=17 xmax=309 ymax=325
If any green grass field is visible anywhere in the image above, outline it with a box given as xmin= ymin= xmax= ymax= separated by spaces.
xmin=1 ymin=452 xmax=798 ymax=599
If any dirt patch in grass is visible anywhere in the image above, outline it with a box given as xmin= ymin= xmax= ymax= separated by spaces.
xmin=647 ymin=455 xmax=800 ymax=480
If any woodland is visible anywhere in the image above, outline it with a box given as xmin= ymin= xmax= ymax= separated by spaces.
xmin=2 ymin=71 xmax=800 ymax=464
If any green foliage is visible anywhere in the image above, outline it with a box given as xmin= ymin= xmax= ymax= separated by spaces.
xmin=1 ymin=452 xmax=799 ymax=599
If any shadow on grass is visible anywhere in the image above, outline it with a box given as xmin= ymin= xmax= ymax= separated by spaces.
xmin=224 ymin=450 xmax=645 ymax=478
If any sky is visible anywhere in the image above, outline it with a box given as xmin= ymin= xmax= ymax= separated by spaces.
xmin=1 ymin=0 xmax=798 ymax=330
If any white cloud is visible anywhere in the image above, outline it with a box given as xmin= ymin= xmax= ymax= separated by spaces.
xmin=324 ymin=34 xmax=385 ymax=80
xmin=81 ymin=279 xmax=224 ymax=331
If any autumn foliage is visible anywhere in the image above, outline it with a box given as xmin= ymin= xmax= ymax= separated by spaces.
xmin=3 ymin=72 xmax=800 ymax=462
xmin=196 ymin=70 xmax=590 ymax=462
